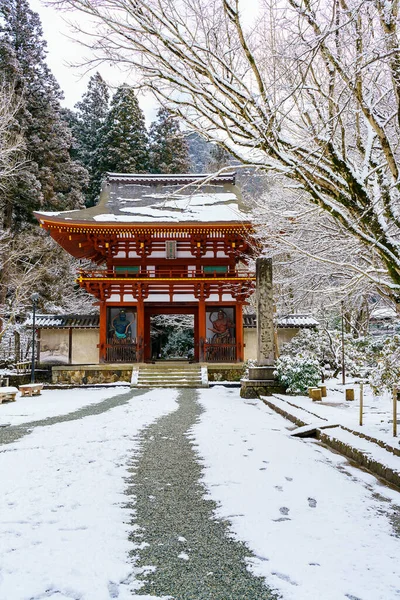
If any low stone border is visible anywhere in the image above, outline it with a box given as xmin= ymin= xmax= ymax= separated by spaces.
xmin=261 ymin=397 xmax=308 ymax=427
xmin=318 ymin=429 xmax=400 ymax=488
xmin=261 ymin=395 xmax=400 ymax=490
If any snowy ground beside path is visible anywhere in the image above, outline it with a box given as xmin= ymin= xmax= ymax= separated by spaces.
xmin=0 ymin=388 xmax=177 ymax=600
xmin=193 ymin=386 xmax=400 ymax=600
xmin=0 ymin=386 xmax=129 ymax=426
xmin=274 ymin=378 xmax=400 ymax=448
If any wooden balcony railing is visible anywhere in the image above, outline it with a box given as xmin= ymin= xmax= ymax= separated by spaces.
xmin=204 ymin=339 xmax=237 ymax=362
xmin=105 ymin=338 xmax=137 ymax=363
xmin=78 ymin=268 xmax=254 ymax=280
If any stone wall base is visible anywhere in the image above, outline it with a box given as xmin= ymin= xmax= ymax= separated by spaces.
xmin=240 ymin=379 xmax=285 ymax=398
xmin=51 ymin=363 xmax=246 ymax=386
xmin=52 ymin=364 xmax=133 ymax=385
xmin=207 ymin=364 xmax=245 ymax=382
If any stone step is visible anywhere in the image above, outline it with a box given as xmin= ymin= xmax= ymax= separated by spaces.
xmin=139 ymin=366 xmax=200 ymax=371
xmin=139 ymin=372 xmax=201 ymax=381
xmin=136 ymin=383 xmax=207 ymax=388
xmin=138 ymin=368 xmax=202 ymax=374
xmin=138 ymin=376 xmax=202 ymax=381
xmin=132 ymin=364 xmax=208 ymax=389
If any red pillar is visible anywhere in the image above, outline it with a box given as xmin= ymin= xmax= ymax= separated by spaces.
xmin=136 ymin=299 xmax=145 ymax=362
xmin=99 ymin=301 xmax=107 ymax=363
xmin=235 ymin=302 xmax=244 ymax=362
xmin=198 ymin=295 xmax=206 ymax=362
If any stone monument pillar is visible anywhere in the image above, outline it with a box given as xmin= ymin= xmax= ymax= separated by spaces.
xmin=257 ymin=258 xmax=275 ymax=368
xmin=240 ymin=257 xmax=282 ymax=397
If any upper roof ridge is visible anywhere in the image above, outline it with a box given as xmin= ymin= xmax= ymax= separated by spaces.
xmin=106 ymin=172 xmax=236 ymax=185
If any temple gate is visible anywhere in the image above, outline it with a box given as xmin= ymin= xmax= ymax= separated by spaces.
xmin=35 ymin=173 xmax=256 ymax=364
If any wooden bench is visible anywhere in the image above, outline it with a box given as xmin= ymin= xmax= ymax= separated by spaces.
xmin=0 ymin=387 xmax=19 ymax=403
xmin=19 ymin=383 xmax=44 ymax=397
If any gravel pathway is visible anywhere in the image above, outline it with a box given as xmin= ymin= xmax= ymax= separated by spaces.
xmin=128 ymin=388 xmax=279 ymax=600
xmin=0 ymin=387 xmax=145 ymax=447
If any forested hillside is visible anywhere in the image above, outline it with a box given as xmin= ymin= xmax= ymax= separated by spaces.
xmin=0 ymin=0 xmax=224 ymax=361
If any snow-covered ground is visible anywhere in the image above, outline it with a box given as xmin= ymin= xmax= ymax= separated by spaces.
xmin=0 ymin=386 xmax=129 ymax=426
xmin=274 ymin=378 xmax=400 ymax=448
xmin=1 ymin=385 xmax=400 ymax=600
xmin=0 ymin=388 xmax=177 ymax=600
xmin=193 ymin=386 xmax=400 ymax=600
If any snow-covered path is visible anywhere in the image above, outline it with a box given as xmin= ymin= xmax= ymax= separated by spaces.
xmin=128 ymin=388 xmax=278 ymax=599
xmin=193 ymin=387 xmax=400 ymax=600
xmin=1 ymin=385 xmax=400 ymax=600
xmin=0 ymin=387 xmax=178 ymax=600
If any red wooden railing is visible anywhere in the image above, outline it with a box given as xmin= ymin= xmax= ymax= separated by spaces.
xmin=105 ymin=338 xmax=137 ymax=363
xmin=204 ymin=339 xmax=237 ymax=362
xmin=78 ymin=268 xmax=254 ymax=279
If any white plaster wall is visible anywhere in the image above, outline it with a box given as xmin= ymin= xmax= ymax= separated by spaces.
xmin=145 ymin=294 xmax=171 ymax=302
xmin=39 ymin=330 xmax=69 ymax=364
xmin=206 ymin=293 xmax=234 ymax=301
xmin=243 ymin=328 xmax=300 ymax=360
xmin=71 ymin=329 xmax=100 ymax=365
xmin=172 ymin=294 xmax=197 ymax=302
xmin=244 ymin=329 xmax=257 ymax=361
xmin=277 ymin=328 xmax=299 ymax=350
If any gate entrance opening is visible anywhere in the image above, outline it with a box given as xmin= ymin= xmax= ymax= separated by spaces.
xmin=144 ymin=305 xmax=198 ymax=362
xmin=150 ymin=314 xmax=194 ymax=361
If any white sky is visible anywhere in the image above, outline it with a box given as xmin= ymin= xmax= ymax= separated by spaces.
xmin=30 ymin=0 xmax=160 ymax=123
xmin=30 ymin=0 xmax=261 ymax=123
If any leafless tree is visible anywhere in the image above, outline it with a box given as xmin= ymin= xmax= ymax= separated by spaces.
xmin=0 ymin=229 xmax=94 ymax=347
xmin=54 ymin=0 xmax=400 ymax=301
xmin=0 ymin=83 xmax=23 ymax=224
xmin=251 ymin=173 xmax=380 ymax=324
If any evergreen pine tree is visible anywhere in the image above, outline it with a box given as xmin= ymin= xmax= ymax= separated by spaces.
xmin=207 ymin=144 xmax=232 ymax=172
xmin=186 ymin=132 xmax=212 ymax=173
xmin=148 ymin=107 xmax=190 ymax=174
xmin=98 ymin=86 xmax=148 ymax=174
xmin=0 ymin=0 xmax=87 ymax=228
xmin=73 ymin=72 xmax=109 ymax=206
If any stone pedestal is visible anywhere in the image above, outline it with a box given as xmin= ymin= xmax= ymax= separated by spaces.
xmin=248 ymin=366 xmax=275 ymax=380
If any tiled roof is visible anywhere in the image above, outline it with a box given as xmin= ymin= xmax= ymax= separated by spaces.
xmin=244 ymin=314 xmax=319 ymax=328
xmin=35 ymin=172 xmax=249 ymax=225
xmin=28 ymin=314 xmax=99 ymax=329
xmin=107 ymin=173 xmax=236 ymax=185
xmin=29 ymin=312 xmax=318 ymax=330
xmin=277 ymin=314 xmax=319 ymax=328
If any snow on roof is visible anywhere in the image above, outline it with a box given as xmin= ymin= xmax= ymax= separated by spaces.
xmin=370 ymin=306 xmax=398 ymax=320
xmin=277 ymin=314 xmax=319 ymax=328
xmin=244 ymin=313 xmax=319 ymax=328
xmin=106 ymin=173 xmax=236 ymax=184
xmin=31 ymin=312 xmax=318 ymax=330
xmin=27 ymin=314 xmax=99 ymax=329
xmin=35 ymin=172 xmax=250 ymax=226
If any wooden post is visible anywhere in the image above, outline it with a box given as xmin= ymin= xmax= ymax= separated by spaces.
xmin=345 ymin=388 xmax=354 ymax=401
xmin=136 ymin=299 xmax=145 ymax=363
xmin=99 ymin=301 xmax=107 ymax=363
xmin=198 ymin=296 xmax=206 ymax=362
xmin=68 ymin=327 xmax=73 ymax=364
xmin=311 ymin=388 xmax=322 ymax=401
xmin=359 ymin=382 xmax=363 ymax=426
xmin=393 ymin=386 xmax=397 ymax=438
xmin=235 ymin=302 xmax=244 ymax=362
